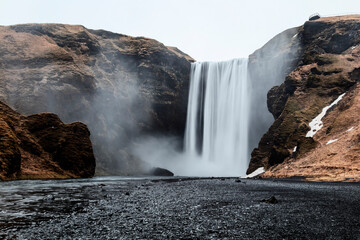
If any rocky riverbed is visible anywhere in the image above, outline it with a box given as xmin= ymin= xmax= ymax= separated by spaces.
xmin=1 ymin=177 xmax=359 ymax=239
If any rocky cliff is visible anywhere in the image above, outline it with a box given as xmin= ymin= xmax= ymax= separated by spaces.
xmin=0 ymin=100 xmax=95 ymax=181
xmin=0 ymin=24 xmax=193 ymax=175
xmin=248 ymin=15 xmax=360 ymax=181
xmin=248 ymin=26 xmax=302 ymax=157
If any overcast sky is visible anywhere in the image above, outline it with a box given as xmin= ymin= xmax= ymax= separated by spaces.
xmin=1 ymin=0 xmax=359 ymax=61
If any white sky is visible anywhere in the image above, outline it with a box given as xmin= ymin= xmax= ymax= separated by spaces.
xmin=1 ymin=0 xmax=360 ymax=61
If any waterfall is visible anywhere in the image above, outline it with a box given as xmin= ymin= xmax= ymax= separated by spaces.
xmin=184 ymin=58 xmax=250 ymax=176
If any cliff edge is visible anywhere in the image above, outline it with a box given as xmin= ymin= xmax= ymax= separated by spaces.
xmin=248 ymin=15 xmax=360 ymax=181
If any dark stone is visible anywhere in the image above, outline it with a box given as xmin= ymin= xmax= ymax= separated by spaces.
xmin=268 ymin=146 xmax=290 ymax=166
xmin=261 ymin=196 xmax=279 ymax=204
xmin=349 ymin=68 xmax=360 ymax=82
xmin=324 ymin=33 xmax=356 ymax=54
xmin=149 ymin=167 xmax=174 ymax=177
xmin=303 ymin=21 xmax=329 ymax=41
xmin=267 ymin=85 xmax=288 ymax=119
xmin=310 ymin=67 xmax=322 ymax=75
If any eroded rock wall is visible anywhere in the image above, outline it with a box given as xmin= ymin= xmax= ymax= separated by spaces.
xmin=0 ymin=24 xmax=194 ymax=174
xmin=248 ymin=26 xmax=303 ymax=160
xmin=0 ymin=101 xmax=95 ymax=181
xmin=248 ymin=15 xmax=360 ymax=181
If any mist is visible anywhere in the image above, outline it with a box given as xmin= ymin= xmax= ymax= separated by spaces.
xmin=84 ymin=79 xmax=149 ymax=174
xmin=131 ymin=135 xmax=248 ymax=177
xmin=0 ymin=24 xmax=193 ymax=175
xmin=0 ymin=21 xmax=302 ymax=177
xmin=131 ymin=28 xmax=302 ymax=177
xmin=248 ymin=26 xmax=302 ymax=153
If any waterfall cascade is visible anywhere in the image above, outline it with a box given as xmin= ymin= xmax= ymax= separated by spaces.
xmin=184 ymin=58 xmax=250 ymax=176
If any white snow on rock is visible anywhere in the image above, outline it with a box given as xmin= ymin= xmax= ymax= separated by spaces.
xmin=346 ymin=127 xmax=354 ymax=133
xmin=326 ymin=139 xmax=338 ymax=145
xmin=306 ymin=93 xmax=346 ymax=138
xmin=242 ymin=167 xmax=265 ymax=179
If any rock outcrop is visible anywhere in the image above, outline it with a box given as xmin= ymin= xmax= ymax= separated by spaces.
xmin=248 ymin=26 xmax=303 ymax=156
xmin=0 ymin=24 xmax=194 ymax=175
xmin=0 ymin=101 xmax=95 ymax=181
xmin=149 ymin=167 xmax=174 ymax=176
xmin=263 ymin=83 xmax=360 ymax=181
xmin=248 ymin=15 xmax=360 ymax=181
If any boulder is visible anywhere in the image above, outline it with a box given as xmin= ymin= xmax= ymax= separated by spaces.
xmin=0 ymin=100 xmax=95 ymax=180
xmin=149 ymin=167 xmax=174 ymax=177
xmin=261 ymin=196 xmax=279 ymax=204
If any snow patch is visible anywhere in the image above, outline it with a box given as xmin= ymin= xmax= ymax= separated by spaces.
xmin=242 ymin=167 xmax=265 ymax=179
xmin=306 ymin=93 xmax=346 ymax=138
xmin=346 ymin=127 xmax=354 ymax=133
xmin=326 ymin=139 xmax=338 ymax=145
xmin=293 ymin=146 xmax=297 ymax=152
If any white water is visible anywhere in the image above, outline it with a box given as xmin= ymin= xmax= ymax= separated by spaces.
xmin=184 ymin=58 xmax=250 ymax=176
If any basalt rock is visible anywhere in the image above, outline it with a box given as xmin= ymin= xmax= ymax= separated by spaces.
xmin=248 ymin=15 xmax=360 ymax=181
xmin=149 ymin=167 xmax=174 ymax=177
xmin=261 ymin=196 xmax=279 ymax=204
xmin=0 ymin=101 xmax=95 ymax=181
xmin=0 ymin=24 xmax=194 ymax=175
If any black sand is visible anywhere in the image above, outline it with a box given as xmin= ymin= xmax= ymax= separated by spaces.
xmin=1 ymin=177 xmax=359 ymax=239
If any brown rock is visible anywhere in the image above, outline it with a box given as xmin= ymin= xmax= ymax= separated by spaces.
xmin=263 ymin=83 xmax=360 ymax=182
xmin=0 ymin=24 xmax=194 ymax=175
xmin=248 ymin=15 xmax=360 ymax=181
xmin=0 ymin=101 xmax=95 ymax=181
xmin=248 ymin=26 xmax=303 ymax=159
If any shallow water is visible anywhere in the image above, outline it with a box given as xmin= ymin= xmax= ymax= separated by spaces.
xmin=0 ymin=177 xmax=359 ymax=239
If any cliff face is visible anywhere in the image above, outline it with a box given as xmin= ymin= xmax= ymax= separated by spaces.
xmin=248 ymin=26 xmax=303 ymax=156
xmin=248 ymin=15 xmax=360 ymax=181
xmin=0 ymin=24 xmax=193 ymax=174
xmin=0 ymin=101 xmax=95 ymax=181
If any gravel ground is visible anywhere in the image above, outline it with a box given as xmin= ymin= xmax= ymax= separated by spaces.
xmin=0 ymin=177 xmax=359 ymax=239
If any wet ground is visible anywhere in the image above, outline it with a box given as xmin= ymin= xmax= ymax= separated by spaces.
xmin=0 ymin=177 xmax=359 ymax=239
